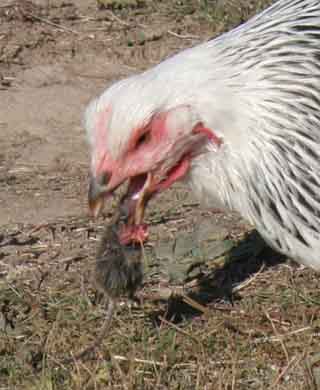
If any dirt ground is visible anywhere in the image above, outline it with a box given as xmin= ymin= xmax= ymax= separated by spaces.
xmin=1 ymin=1 xmax=320 ymax=389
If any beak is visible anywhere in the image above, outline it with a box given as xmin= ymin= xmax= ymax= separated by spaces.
xmin=117 ymin=172 xmax=153 ymax=245
xmin=120 ymin=172 xmax=153 ymax=226
xmin=88 ymin=174 xmax=109 ymax=218
xmin=134 ymin=172 xmax=153 ymax=225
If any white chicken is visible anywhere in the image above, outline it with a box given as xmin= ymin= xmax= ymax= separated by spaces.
xmin=85 ymin=0 xmax=320 ymax=270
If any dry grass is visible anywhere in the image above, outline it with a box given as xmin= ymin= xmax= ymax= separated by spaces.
xmin=1 ymin=214 xmax=320 ymax=389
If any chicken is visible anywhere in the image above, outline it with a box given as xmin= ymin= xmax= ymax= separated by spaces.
xmin=85 ymin=0 xmax=320 ymax=270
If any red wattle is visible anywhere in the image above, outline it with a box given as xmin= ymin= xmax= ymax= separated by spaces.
xmin=157 ymin=156 xmax=190 ymax=192
xmin=193 ymin=124 xmax=222 ymax=146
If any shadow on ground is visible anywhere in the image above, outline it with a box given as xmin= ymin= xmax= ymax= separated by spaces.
xmin=151 ymin=230 xmax=287 ymax=323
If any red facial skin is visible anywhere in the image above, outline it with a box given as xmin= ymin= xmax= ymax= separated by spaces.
xmin=192 ymin=123 xmax=222 ymax=147
xmin=90 ymin=107 xmax=221 ymax=245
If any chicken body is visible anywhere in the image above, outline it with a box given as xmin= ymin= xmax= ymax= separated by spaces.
xmin=85 ymin=0 xmax=320 ymax=270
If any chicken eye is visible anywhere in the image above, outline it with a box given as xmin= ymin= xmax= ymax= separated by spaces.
xmin=136 ymin=132 xmax=149 ymax=148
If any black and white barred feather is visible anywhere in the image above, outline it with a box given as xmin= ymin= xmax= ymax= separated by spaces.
xmin=189 ymin=0 xmax=320 ymax=268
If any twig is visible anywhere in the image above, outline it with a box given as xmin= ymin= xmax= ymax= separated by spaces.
xmin=278 ymin=326 xmax=312 ymax=339
xmin=8 ymin=167 xmax=32 ymax=174
xmin=104 ymin=9 xmax=130 ymax=26
xmin=232 ymin=263 xmax=265 ymax=292
xmin=26 ymin=223 xmax=50 ymax=236
xmin=167 ymin=30 xmax=200 ymax=40
xmin=182 ymin=294 xmax=210 ymax=316
xmin=7 ymin=283 xmax=23 ymax=298
xmin=21 ymin=11 xmax=82 ymax=36
xmin=264 ymin=310 xmax=290 ymax=364
xmin=271 ymin=355 xmax=302 ymax=388
xmin=142 ymin=287 xmax=174 ymax=301
xmin=158 ymin=315 xmax=200 ymax=345
xmin=254 ymin=326 xmax=312 ymax=344
xmin=61 ymin=255 xmax=86 ymax=271
xmin=110 ymin=353 xmax=129 ymax=390
xmin=37 ymin=270 xmax=49 ymax=291
xmin=298 ymin=292 xmax=320 ymax=306
xmin=113 ymin=355 xmax=164 ymax=367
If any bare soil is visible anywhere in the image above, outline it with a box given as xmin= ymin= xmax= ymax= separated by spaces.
xmin=1 ymin=1 xmax=320 ymax=389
